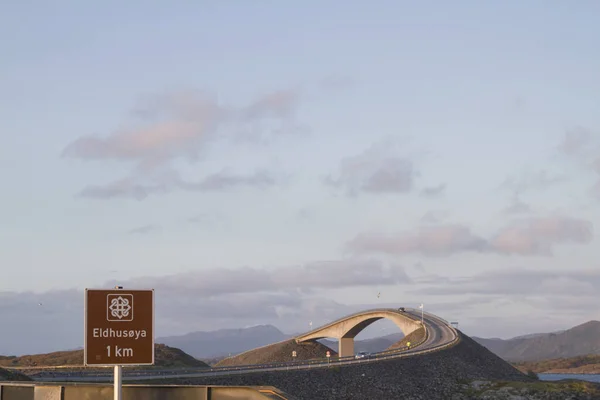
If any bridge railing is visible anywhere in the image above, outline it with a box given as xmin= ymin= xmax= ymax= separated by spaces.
xmin=294 ymin=308 xmax=421 ymax=340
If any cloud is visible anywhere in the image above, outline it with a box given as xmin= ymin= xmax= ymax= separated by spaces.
xmin=411 ymin=268 xmax=600 ymax=298
xmin=180 ymin=169 xmax=277 ymax=191
xmin=407 ymin=267 xmax=600 ymax=338
xmin=556 ymin=128 xmax=600 ymax=200
xmin=0 ymin=258 xmax=410 ymax=355
xmin=187 ymin=213 xmax=222 ymax=226
xmin=297 ymin=207 xmax=315 ymax=220
xmin=62 ymin=87 xmax=304 ymax=200
xmin=128 ymin=224 xmax=160 ymax=235
xmin=501 ymin=169 xmax=566 ymax=194
xmin=558 ymin=127 xmax=593 ymax=157
xmin=119 ymin=258 xmax=411 ymax=298
xmin=490 ymin=216 xmax=593 ymax=256
xmin=420 ymin=183 xmax=446 ymax=198
xmin=502 ymin=193 xmax=532 ymax=215
xmin=241 ymin=90 xmax=299 ymax=121
xmin=346 ymin=215 xmax=593 ymax=257
xmin=63 ymin=89 xmax=299 ymax=167
xmin=502 ymin=199 xmax=532 ymax=215
xmin=420 ymin=210 xmax=450 ymax=224
xmin=78 ymin=169 xmax=281 ymax=200
xmin=319 ymin=75 xmax=355 ymax=91
xmin=347 ymin=225 xmax=488 ymax=257
xmin=324 ymin=140 xmax=417 ymax=196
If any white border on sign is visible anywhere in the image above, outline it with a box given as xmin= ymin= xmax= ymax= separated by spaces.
xmin=84 ymin=288 xmax=155 ymax=367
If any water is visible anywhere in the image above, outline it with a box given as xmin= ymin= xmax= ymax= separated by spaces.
xmin=539 ymin=373 xmax=600 ymax=383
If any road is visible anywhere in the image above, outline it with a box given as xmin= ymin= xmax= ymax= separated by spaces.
xmin=29 ymin=309 xmax=458 ymax=383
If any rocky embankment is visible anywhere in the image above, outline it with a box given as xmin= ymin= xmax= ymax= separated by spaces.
xmin=140 ymin=332 xmax=544 ymax=399
xmin=387 ymin=327 xmax=425 ymax=351
xmin=216 ymin=339 xmax=336 ymax=367
xmin=0 ymin=367 xmax=31 ymax=382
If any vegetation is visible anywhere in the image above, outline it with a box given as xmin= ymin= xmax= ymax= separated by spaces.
xmin=0 ymin=344 xmax=208 ymax=368
xmin=513 ymin=354 xmax=600 ymax=374
xmin=462 ymin=379 xmax=600 ymax=398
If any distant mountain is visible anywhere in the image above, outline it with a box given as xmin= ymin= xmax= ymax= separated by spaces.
xmin=158 ymin=325 xmax=291 ymax=358
xmin=473 ymin=320 xmax=600 ymax=362
xmin=321 ymin=332 xmax=404 ymax=354
xmin=159 ymin=326 xmax=406 ymax=359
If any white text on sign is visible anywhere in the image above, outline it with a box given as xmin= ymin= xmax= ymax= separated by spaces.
xmin=93 ymin=328 xmax=147 ymax=340
xmin=106 ymin=345 xmax=134 ymax=357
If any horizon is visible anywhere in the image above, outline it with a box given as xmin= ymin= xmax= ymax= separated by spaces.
xmin=2 ymin=1 xmax=600 ymax=356
xmin=2 ymin=314 xmax=598 ymax=358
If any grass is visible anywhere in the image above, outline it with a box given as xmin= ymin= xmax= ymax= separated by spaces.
xmin=462 ymin=379 xmax=600 ymax=397
xmin=513 ymin=354 xmax=600 ymax=374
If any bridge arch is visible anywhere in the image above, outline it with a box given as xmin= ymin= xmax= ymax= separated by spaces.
xmin=295 ymin=308 xmax=422 ymax=357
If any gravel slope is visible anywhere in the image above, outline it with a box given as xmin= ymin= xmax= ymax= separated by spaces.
xmin=216 ymin=339 xmax=336 ymax=367
xmin=141 ymin=332 xmax=534 ymax=399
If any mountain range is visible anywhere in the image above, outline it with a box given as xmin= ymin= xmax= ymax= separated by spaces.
xmin=472 ymin=320 xmax=600 ymax=362
xmin=159 ymin=320 xmax=600 ymax=363
xmin=157 ymin=326 xmax=404 ymax=359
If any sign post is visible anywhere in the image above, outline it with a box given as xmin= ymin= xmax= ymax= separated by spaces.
xmin=326 ymin=350 xmax=330 ymax=364
xmin=84 ymin=286 xmax=154 ymax=400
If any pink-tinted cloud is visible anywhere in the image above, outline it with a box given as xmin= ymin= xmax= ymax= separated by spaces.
xmin=62 ymin=87 xmax=305 ymax=199
xmin=346 ymin=216 xmax=593 ymax=257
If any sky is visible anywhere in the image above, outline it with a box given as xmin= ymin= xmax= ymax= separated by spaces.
xmin=1 ymin=1 xmax=600 ymax=355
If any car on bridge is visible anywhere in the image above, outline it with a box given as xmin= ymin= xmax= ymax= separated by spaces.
xmin=354 ymin=351 xmax=371 ymax=359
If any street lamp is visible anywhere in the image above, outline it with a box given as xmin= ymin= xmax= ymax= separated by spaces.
xmin=419 ymin=303 xmax=424 ymax=324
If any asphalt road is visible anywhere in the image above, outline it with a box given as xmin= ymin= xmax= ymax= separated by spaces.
xmin=30 ymin=309 xmax=458 ymax=383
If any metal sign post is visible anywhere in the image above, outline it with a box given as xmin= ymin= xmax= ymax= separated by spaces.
xmin=114 ymin=362 xmax=122 ymax=400
xmin=84 ymin=286 xmax=155 ymax=400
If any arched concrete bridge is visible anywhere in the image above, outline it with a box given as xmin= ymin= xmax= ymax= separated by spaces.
xmin=295 ymin=308 xmax=424 ymax=357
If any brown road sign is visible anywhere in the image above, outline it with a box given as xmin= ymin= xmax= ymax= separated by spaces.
xmin=84 ymin=288 xmax=154 ymax=366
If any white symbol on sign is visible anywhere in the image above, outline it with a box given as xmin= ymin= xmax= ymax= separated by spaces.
xmin=107 ymin=294 xmax=134 ymax=322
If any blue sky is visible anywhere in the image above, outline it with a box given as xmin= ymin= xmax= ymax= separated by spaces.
xmin=1 ymin=1 xmax=600 ymax=354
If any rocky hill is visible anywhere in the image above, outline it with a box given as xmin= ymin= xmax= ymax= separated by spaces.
xmin=473 ymin=320 xmax=600 ymax=362
xmin=158 ymin=325 xmax=290 ymax=358
xmin=0 ymin=344 xmax=208 ymax=368
xmin=216 ymin=339 xmax=336 ymax=367
xmin=514 ymin=354 xmax=600 ymax=374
